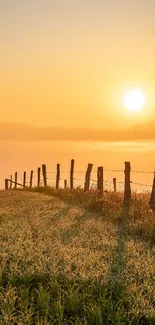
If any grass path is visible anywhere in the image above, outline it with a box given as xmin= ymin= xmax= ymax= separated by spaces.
xmin=0 ymin=190 xmax=155 ymax=324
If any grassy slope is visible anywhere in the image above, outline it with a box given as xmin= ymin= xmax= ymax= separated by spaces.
xmin=0 ymin=189 xmax=155 ymax=325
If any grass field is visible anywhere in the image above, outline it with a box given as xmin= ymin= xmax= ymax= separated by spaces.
xmin=0 ymin=188 xmax=155 ymax=324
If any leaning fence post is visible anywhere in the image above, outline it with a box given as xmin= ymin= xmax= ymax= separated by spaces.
xmin=37 ymin=167 xmax=41 ymax=187
xmin=56 ymin=164 xmax=60 ymax=189
xmin=70 ymin=159 xmax=74 ymax=189
xmin=149 ymin=171 xmax=155 ymax=211
xmin=97 ymin=167 xmax=103 ymax=194
xmin=10 ymin=175 xmax=12 ymax=189
xmin=23 ymin=171 xmax=26 ymax=189
xmin=15 ymin=172 xmax=17 ymax=189
xmin=5 ymin=179 xmax=9 ymax=190
xmin=124 ymin=162 xmax=131 ymax=205
xmin=84 ymin=163 xmax=93 ymax=192
xmin=30 ymin=170 xmax=33 ymax=188
xmin=64 ymin=179 xmax=67 ymax=189
xmin=42 ymin=164 xmax=47 ymax=187
xmin=113 ymin=178 xmax=117 ymax=192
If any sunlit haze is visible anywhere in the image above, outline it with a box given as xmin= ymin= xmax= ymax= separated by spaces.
xmin=0 ymin=0 xmax=155 ymax=188
xmin=1 ymin=1 xmax=155 ymax=128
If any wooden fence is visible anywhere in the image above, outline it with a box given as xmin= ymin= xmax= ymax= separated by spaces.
xmin=4 ymin=160 xmax=155 ymax=209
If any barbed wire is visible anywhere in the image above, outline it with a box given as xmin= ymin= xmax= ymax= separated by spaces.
xmin=12 ymin=178 xmax=153 ymax=189
xmin=44 ymin=169 xmax=154 ymax=175
xmin=73 ymin=178 xmax=85 ymax=182
xmin=105 ymin=169 xmax=123 ymax=172
xmin=131 ymin=182 xmax=152 ymax=187
xmin=8 ymin=164 xmax=155 ymax=192
xmin=9 ymin=180 xmax=153 ymax=190
xmin=46 ymin=178 xmax=152 ymax=188
xmin=132 ymin=170 xmax=154 ymax=174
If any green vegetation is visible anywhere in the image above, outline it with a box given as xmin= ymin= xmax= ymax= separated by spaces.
xmin=0 ymin=189 xmax=155 ymax=324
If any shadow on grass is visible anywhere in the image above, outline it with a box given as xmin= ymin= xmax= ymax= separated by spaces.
xmin=52 ymin=206 xmax=71 ymax=225
xmin=5 ymin=189 xmax=154 ymax=324
xmin=1 ymin=206 xmax=154 ymax=324
xmin=24 ymin=186 xmax=123 ymax=216
xmin=59 ymin=210 xmax=93 ymax=245
xmin=33 ymin=187 xmax=155 ymax=248
xmin=107 ymin=206 xmax=129 ymax=303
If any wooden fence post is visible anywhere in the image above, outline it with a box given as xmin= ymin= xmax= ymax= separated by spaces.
xmin=124 ymin=162 xmax=131 ymax=205
xmin=149 ymin=171 xmax=155 ymax=211
xmin=97 ymin=167 xmax=103 ymax=194
xmin=5 ymin=179 xmax=9 ymax=190
xmin=30 ymin=170 xmax=33 ymax=188
xmin=37 ymin=167 xmax=41 ymax=187
xmin=10 ymin=175 xmax=12 ymax=189
xmin=15 ymin=172 xmax=17 ymax=189
xmin=64 ymin=179 xmax=67 ymax=189
xmin=113 ymin=178 xmax=116 ymax=192
xmin=70 ymin=159 xmax=74 ymax=189
xmin=84 ymin=163 xmax=93 ymax=192
xmin=23 ymin=171 xmax=26 ymax=189
xmin=56 ymin=164 xmax=60 ymax=189
xmin=42 ymin=164 xmax=47 ymax=187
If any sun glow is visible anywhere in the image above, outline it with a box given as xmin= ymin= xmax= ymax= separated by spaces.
xmin=123 ymin=88 xmax=147 ymax=112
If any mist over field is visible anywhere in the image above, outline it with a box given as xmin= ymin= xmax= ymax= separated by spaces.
xmin=1 ymin=140 xmax=155 ymax=190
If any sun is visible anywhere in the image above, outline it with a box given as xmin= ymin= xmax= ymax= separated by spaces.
xmin=122 ymin=88 xmax=147 ymax=112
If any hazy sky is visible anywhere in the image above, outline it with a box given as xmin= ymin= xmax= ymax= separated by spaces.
xmin=1 ymin=0 xmax=155 ymax=129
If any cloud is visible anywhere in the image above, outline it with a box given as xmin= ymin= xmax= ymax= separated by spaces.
xmin=0 ymin=121 xmax=154 ymax=141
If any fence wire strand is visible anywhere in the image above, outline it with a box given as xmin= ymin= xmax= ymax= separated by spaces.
xmin=7 ymin=163 xmax=155 ymax=192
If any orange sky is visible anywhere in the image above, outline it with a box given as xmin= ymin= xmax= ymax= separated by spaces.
xmin=1 ymin=0 xmax=155 ymax=132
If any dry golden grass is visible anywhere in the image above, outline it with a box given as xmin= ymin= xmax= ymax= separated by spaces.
xmin=0 ymin=189 xmax=155 ymax=324
xmin=0 ymin=191 xmax=117 ymax=282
